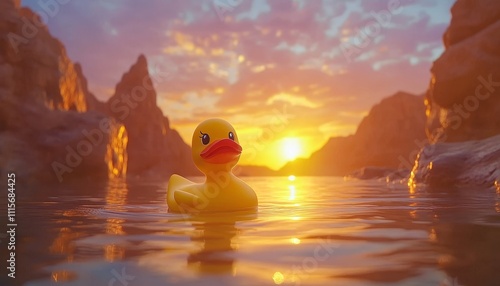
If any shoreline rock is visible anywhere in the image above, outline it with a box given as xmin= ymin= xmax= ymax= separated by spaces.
xmin=409 ymin=135 xmax=500 ymax=187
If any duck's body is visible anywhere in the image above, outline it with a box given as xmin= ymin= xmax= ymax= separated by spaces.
xmin=167 ymin=119 xmax=258 ymax=213
xmin=167 ymin=174 xmax=257 ymax=213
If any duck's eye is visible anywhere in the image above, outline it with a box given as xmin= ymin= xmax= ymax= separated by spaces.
xmin=228 ymin=131 xmax=235 ymax=141
xmin=200 ymin=132 xmax=210 ymax=145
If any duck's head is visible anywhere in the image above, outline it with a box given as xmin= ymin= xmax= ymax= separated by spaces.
xmin=192 ymin=118 xmax=242 ymax=173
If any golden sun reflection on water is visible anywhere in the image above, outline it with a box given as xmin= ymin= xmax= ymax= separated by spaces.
xmin=33 ymin=176 xmax=500 ymax=285
xmin=51 ymin=270 xmax=76 ymax=283
xmin=288 ymin=185 xmax=296 ymax=200
xmin=104 ymin=180 xmax=127 ymax=261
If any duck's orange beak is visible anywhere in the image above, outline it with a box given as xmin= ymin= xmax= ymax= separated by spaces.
xmin=200 ymin=139 xmax=242 ymax=164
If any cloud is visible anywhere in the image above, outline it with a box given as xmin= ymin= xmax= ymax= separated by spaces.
xmin=266 ymin=93 xmax=320 ymax=108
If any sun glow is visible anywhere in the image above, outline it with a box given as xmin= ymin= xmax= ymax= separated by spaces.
xmin=281 ymin=137 xmax=302 ymax=161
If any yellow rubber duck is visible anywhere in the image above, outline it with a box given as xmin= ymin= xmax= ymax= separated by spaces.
xmin=167 ymin=118 xmax=258 ymax=213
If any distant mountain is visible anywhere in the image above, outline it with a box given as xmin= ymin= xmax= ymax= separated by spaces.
xmin=279 ymin=92 xmax=427 ymax=176
xmin=235 ymin=165 xmax=277 ymax=176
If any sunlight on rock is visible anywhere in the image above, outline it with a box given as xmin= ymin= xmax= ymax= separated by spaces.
xmin=57 ymin=56 xmax=88 ymax=112
xmin=106 ymin=124 xmax=128 ymax=179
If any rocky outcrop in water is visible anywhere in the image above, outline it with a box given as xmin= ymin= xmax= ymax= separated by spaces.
xmin=411 ymin=0 xmax=500 ymax=187
xmin=280 ymin=92 xmax=427 ymax=176
xmin=0 ymin=0 xmax=127 ymax=184
xmin=409 ymin=135 xmax=500 ymax=187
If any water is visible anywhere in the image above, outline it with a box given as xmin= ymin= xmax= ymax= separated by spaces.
xmin=3 ymin=177 xmax=500 ymax=286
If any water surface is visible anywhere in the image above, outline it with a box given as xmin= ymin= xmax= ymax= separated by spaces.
xmin=5 ymin=177 xmax=500 ymax=285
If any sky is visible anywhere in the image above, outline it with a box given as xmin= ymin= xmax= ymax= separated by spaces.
xmin=22 ymin=0 xmax=455 ymax=169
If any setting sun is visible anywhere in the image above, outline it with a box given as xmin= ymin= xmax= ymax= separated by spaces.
xmin=281 ymin=137 xmax=302 ymax=161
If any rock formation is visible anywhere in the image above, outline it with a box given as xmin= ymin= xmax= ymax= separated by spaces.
xmin=0 ymin=1 xmax=127 ymax=183
xmin=2 ymin=5 xmax=92 ymax=112
xmin=280 ymin=92 xmax=427 ymax=176
xmin=0 ymin=0 xmax=198 ymax=184
xmin=103 ymin=55 xmax=199 ymax=177
xmin=0 ymin=0 xmax=127 ymax=184
xmin=411 ymin=0 xmax=500 ymax=187
xmin=426 ymin=0 xmax=500 ymax=142
xmin=409 ymin=135 xmax=500 ymax=187
xmin=0 ymin=96 xmax=128 ymax=184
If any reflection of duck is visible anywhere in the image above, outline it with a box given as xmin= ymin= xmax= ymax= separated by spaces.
xmin=167 ymin=118 xmax=258 ymax=213
xmin=187 ymin=211 xmax=257 ymax=275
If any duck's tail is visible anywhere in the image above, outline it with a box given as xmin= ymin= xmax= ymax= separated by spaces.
xmin=167 ymin=174 xmax=196 ymax=212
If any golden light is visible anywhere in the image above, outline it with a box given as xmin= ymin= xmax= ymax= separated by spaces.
xmin=288 ymin=175 xmax=296 ymax=181
xmin=273 ymin=272 xmax=284 ymax=284
xmin=281 ymin=137 xmax=302 ymax=161
xmin=290 ymin=237 xmax=301 ymax=244
xmin=288 ymin=185 xmax=295 ymax=200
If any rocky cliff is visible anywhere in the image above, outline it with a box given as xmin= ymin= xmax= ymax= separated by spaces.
xmin=280 ymin=92 xmax=427 ymax=176
xmin=1 ymin=4 xmax=93 ymax=112
xmin=0 ymin=0 xmax=127 ymax=184
xmin=0 ymin=0 xmax=198 ymax=184
xmin=411 ymin=0 xmax=500 ymax=187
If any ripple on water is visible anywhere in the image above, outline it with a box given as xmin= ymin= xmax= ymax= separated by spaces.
xmin=17 ymin=177 xmax=500 ymax=286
